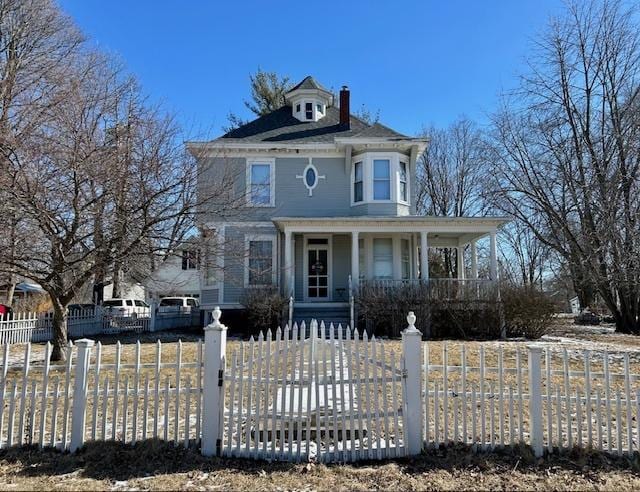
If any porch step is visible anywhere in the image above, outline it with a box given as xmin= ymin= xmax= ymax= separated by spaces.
xmin=292 ymin=305 xmax=351 ymax=329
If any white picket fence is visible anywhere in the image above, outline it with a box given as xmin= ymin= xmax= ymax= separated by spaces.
xmin=423 ymin=343 xmax=640 ymax=456
xmin=0 ymin=338 xmax=202 ymax=450
xmin=0 ymin=306 xmax=200 ymax=345
xmin=0 ymin=308 xmax=637 ymax=463
xmin=222 ymin=321 xmax=406 ymax=462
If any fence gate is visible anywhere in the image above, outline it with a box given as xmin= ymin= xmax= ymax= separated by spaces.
xmin=221 ymin=321 xmax=406 ymax=462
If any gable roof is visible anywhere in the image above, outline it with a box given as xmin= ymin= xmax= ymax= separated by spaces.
xmin=217 ymin=106 xmax=408 ymax=144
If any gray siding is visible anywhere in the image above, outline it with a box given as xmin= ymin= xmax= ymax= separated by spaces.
xmin=222 ymin=224 xmax=279 ymax=304
xmin=200 ymin=288 xmax=219 ymax=307
xmin=199 ymin=155 xmax=416 ymax=222
xmin=332 ymin=235 xmax=351 ymax=301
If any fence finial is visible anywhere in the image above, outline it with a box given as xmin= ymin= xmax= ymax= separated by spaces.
xmin=405 ymin=311 xmax=419 ymax=333
xmin=206 ymin=306 xmax=227 ymax=332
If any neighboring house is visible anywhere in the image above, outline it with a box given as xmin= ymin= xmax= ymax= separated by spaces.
xmin=187 ymin=76 xmax=508 ymax=323
xmin=102 ymin=245 xmax=202 ymax=302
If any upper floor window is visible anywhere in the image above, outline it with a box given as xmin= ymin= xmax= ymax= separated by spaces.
xmin=305 ymin=102 xmax=313 ymax=120
xmin=316 ymin=103 xmax=324 ymax=115
xmin=182 ymin=249 xmax=199 ymax=270
xmin=373 ymin=159 xmax=391 ymax=200
xmin=247 ymin=159 xmax=274 ymax=207
xmin=354 ymin=161 xmax=363 ymax=202
xmin=296 ymin=103 xmax=301 ymax=113
xmin=351 ymin=153 xmax=411 ymax=206
xmin=399 ymin=161 xmax=408 ymax=202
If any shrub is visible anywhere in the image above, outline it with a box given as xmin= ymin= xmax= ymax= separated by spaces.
xmin=355 ymin=283 xmax=501 ymax=339
xmin=240 ymin=286 xmax=287 ymax=333
xmin=501 ymin=285 xmax=556 ymax=339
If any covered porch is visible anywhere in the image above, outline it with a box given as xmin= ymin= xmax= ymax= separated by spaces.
xmin=273 ymin=216 xmax=509 ymax=305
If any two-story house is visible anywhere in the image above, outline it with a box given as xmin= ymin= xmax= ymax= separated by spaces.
xmin=187 ymin=76 xmax=507 ymax=325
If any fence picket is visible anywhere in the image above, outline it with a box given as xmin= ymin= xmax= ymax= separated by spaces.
xmin=132 ymin=341 xmax=141 ymax=444
xmin=604 ymin=351 xmax=612 ymax=452
xmin=39 ymin=342 xmax=52 ymax=448
xmin=17 ymin=343 xmax=31 ymax=444
xmin=624 ymin=353 xmax=632 ymax=455
xmin=61 ymin=343 xmax=73 ymax=450
xmin=153 ymin=340 xmax=161 ymax=439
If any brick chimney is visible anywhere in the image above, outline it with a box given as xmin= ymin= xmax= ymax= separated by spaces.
xmin=339 ymin=86 xmax=350 ymax=129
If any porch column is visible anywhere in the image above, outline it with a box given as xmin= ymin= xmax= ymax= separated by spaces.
xmin=284 ymin=230 xmax=293 ymax=296
xmin=489 ymin=230 xmax=498 ymax=281
xmin=420 ymin=231 xmax=429 ymax=281
xmin=351 ymin=231 xmax=359 ymax=288
xmin=470 ymin=240 xmax=478 ymax=279
xmin=456 ymin=246 xmax=465 ymax=280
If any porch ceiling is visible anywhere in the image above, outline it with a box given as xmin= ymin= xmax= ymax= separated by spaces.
xmin=272 ymin=216 xmax=509 ymax=245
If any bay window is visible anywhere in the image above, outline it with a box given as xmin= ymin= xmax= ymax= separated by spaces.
xmin=354 ymin=161 xmax=363 ymax=202
xmin=373 ymin=159 xmax=391 ymax=200
xmin=399 ymin=161 xmax=408 ymax=202
xmin=351 ymin=153 xmax=410 ymax=205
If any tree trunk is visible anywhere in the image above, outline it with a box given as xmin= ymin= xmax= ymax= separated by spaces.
xmin=5 ymin=280 xmax=16 ymax=306
xmin=50 ymin=297 xmax=68 ymax=362
xmin=111 ymin=263 xmax=122 ymax=298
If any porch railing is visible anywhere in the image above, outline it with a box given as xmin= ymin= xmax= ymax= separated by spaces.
xmin=355 ymin=278 xmax=498 ymax=301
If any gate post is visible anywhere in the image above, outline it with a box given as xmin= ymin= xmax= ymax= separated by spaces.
xmin=202 ymin=306 xmax=227 ymax=456
xmin=70 ymin=338 xmax=94 ymax=452
xmin=527 ymin=344 xmax=544 ymax=457
xmin=402 ymin=311 xmax=423 ymax=456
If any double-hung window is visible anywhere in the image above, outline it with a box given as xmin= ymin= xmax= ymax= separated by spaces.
xmin=401 ymin=239 xmax=410 ymax=279
xmin=373 ymin=238 xmax=393 ymax=279
xmin=248 ymin=161 xmax=273 ymax=206
xmin=181 ymin=249 xmax=199 ymax=270
xmin=354 ymin=161 xmax=363 ymax=202
xmin=373 ymin=159 xmax=391 ymax=200
xmin=305 ymin=102 xmax=313 ymax=120
xmin=399 ymin=161 xmax=408 ymax=202
xmin=248 ymin=240 xmax=273 ymax=286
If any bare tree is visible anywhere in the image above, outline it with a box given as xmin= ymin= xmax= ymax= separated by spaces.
xmin=417 ymin=117 xmax=486 ymax=277
xmin=0 ymin=0 xmax=83 ymax=305
xmin=487 ymin=0 xmax=640 ymax=332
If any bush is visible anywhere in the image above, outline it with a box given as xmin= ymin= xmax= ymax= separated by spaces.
xmin=501 ymin=285 xmax=556 ymax=339
xmin=240 ymin=286 xmax=287 ymax=333
xmin=355 ymin=283 xmax=501 ymax=339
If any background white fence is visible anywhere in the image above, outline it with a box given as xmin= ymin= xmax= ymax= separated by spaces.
xmin=0 ymin=305 xmax=201 ymax=344
xmin=0 ymin=308 xmax=637 ymax=463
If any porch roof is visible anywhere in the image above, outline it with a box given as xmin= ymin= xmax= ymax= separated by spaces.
xmin=272 ymin=215 xmax=509 ymax=246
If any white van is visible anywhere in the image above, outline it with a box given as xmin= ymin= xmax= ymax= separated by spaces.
xmin=102 ymin=298 xmax=150 ymax=317
xmin=158 ymin=296 xmax=200 ymax=313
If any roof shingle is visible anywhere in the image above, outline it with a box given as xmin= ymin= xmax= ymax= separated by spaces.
xmin=218 ymin=106 xmax=408 ymax=144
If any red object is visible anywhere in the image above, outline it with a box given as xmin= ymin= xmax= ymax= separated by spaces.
xmin=0 ymin=304 xmax=11 ymax=316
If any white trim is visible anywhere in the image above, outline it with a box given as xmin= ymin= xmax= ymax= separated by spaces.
xmin=350 ymin=152 xmax=411 ymax=206
xmin=203 ymin=221 xmax=276 ymax=229
xmin=296 ymin=158 xmax=326 ymax=196
xmin=302 ymin=234 xmax=333 ymax=302
xmin=246 ymin=158 xmax=276 ymax=207
xmin=244 ymin=233 xmax=278 ymax=287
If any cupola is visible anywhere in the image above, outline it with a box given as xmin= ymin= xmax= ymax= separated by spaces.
xmin=285 ymin=76 xmax=334 ymax=122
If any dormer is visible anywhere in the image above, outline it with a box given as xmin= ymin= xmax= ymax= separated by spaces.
xmin=285 ymin=76 xmax=334 ymax=122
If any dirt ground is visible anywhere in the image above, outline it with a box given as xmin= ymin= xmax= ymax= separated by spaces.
xmin=0 ymin=439 xmax=638 ymax=491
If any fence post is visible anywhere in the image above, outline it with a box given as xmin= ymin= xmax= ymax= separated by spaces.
xmin=149 ymin=301 xmax=157 ymax=332
xmin=527 ymin=344 xmax=544 ymax=457
xmin=70 ymin=338 xmax=94 ymax=452
xmin=402 ymin=311 xmax=423 ymax=456
xmin=201 ymin=306 xmax=227 ymax=456
xmin=288 ymin=297 xmax=293 ymax=328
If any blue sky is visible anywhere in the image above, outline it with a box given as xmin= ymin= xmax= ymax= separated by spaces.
xmin=59 ymin=0 xmax=564 ymax=138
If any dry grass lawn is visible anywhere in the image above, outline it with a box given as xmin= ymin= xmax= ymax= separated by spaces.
xmin=0 ymin=439 xmax=638 ymax=491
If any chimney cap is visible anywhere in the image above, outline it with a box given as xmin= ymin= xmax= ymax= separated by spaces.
xmin=341 ymin=85 xmax=349 ymax=91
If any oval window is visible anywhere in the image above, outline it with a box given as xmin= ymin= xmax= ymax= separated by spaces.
xmin=305 ymin=167 xmax=317 ymax=188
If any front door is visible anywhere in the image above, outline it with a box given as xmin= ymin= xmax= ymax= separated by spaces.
xmin=306 ymin=238 xmax=330 ymax=301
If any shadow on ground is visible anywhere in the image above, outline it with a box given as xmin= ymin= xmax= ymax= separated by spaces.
xmin=0 ymin=439 xmax=638 ymax=483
